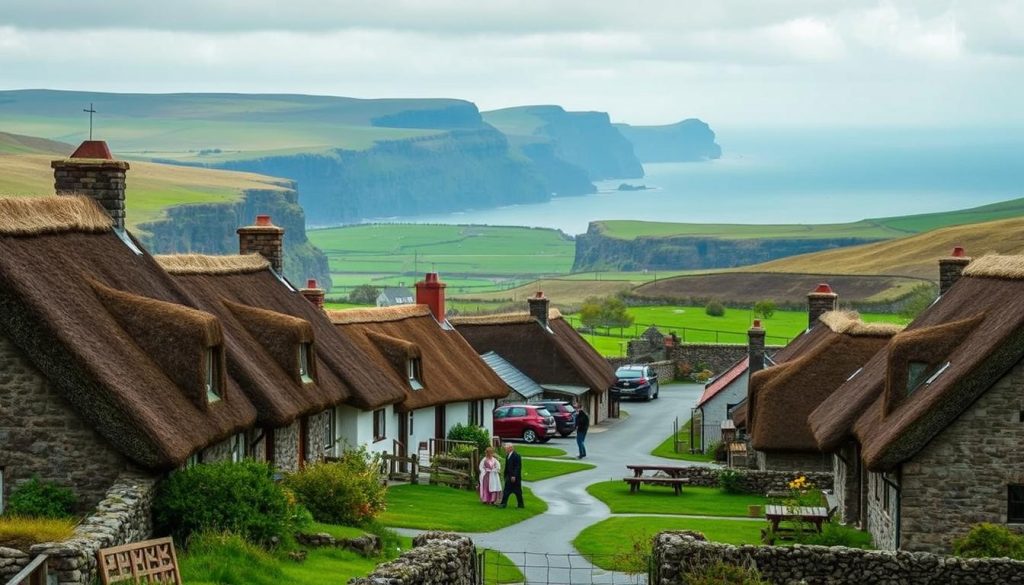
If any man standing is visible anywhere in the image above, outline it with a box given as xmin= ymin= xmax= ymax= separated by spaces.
xmin=498 ymin=443 xmax=523 ymax=508
xmin=575 ymin=406 xmax=590 ymax=459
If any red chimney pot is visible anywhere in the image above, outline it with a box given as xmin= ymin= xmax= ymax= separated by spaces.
xmin=951 ymin=246 xmax=966 ymax=258
xmin=813 ymin=283 xmax=834 ymax=294
xmin=752 ymin=319 xmax=762 ymax=328
xmin=255 ymin=214 xmax=272 ymax=227
xmin=534 ymin=291 xmax=545 ymax=298
xmin=306 ymin=279 xmax=318 ymax=289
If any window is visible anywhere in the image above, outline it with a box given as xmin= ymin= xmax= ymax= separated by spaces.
xmin=206 ymin=348 xmax=222 ymax=403
xmin=299 ymin=343 xmax=314 ymax=383
xmin=186 ymin=453 xmax=201 ymax=468
xmin=326 ymin=407 xmax=338 ymax=456
xmin=468 ymin=400 xmax=485 ymax=427
xmin=373 ymin=409 xmax=386 ymax=442
xmin=407 ymin=358 xmax=423 ymax=390
xmin=494 ymin=407 xmax=508 ymax=420
xmin=408 ymin=411 xmax=414 ymax=436
xmin=1010 ymin=485 xmax=1024 ymax=523
xmin=883 ymin=480 xmax=890 ymax=512
xmin=231 ymin=433 xmax=243 ymax=463
xmin=510 ymin=407 xmax=527 ymax=418
xmin=906 ymin=361 xmax=929 ymax=394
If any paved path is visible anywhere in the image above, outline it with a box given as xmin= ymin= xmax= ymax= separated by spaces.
xmin=402 ymin=383 xmax=709 ymax=584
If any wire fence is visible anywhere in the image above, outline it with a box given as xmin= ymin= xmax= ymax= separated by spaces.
xmin=479 ymin=551 xmax=651 ymax=585
xmin=563 ymin=315 xmax=792 ymax=346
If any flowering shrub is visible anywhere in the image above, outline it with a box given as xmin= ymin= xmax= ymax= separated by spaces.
xmin=284 ymin=447 xmax=387 ymax=526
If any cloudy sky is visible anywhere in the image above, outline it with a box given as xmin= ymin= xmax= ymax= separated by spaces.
xmin=1 ymin=0 xmax=1022 ymax=127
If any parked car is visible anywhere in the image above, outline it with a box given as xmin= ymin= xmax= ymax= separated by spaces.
xmin=493 ymin=404 xmax=557 ymax=443
xmin=535 ymin=400 xmax=577 ymax=437
xmin=611 ymin=364 xmax=660 ymax=401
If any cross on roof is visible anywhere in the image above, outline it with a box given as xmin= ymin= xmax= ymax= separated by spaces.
xmin=83 ymin=103 xmax=96 ymax=140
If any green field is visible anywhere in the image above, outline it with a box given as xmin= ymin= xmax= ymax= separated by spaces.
xmin=594 ymin=196 xmax=1024 ymax=242
xmin=586 ymin=482 xmax=767 ymax=517
xmin=567 ymin=305 xmax=908 ymax=356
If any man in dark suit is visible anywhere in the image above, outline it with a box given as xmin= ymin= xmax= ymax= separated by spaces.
xmin=498 ymin=443 xmax=524 ymax=508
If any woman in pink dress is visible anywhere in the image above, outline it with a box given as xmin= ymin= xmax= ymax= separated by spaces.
xmin=478 ymin=447 xmax=503 ymax=504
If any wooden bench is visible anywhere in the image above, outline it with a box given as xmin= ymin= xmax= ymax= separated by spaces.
xmin=97 ymin=537 xmax=181 ymax=584
xmin=622 ymin=476 xmax=689 ymax=496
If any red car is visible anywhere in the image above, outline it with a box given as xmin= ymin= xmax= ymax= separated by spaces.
xmin=493 ymin=404 xmax=557 ymax=443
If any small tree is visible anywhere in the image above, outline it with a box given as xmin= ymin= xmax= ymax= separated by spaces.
xmin=348 ymin=284 xmax=381 ymax=305
xmin=579 ymin=296 xmax=604 ymax=329
xmin=578 ymin=296 xmax=635 ymax=330
xmin=753 ymin=300 xmax=776 ymax=320
xmin=705 ymin=300 xmax=725 ymax=317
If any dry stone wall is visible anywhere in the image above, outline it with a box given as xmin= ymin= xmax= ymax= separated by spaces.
xmin=669 ymin=466 xmax=832 ymax=494
xmin=653 ymin=532 xmax=1024 ymax=585
xmin=350 ymin=532 xmax=476 ymax=585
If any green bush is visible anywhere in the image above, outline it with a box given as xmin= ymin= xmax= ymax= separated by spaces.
xmin=752 ymin=300 xmax=776 ymax=320
xmin=447 ymin=423 xmax=491 ymax=454
xmin=684 ymin=560 xmax=771 ymax=585
xmin=717 ymin=468 xmax=746 ymax=494
xmin=284 ymin=448 xmax=387 ymax=526
xmin=953 ymin=523 xmax=1024 ymax=560
xmin=6 ymin=478 xmax=76 ymax=519
xmin=704 ymin=301 xmax=726 ymax=317
xmin=154 ymin=461 xmax=294 ymax=547
xmin=800 ymin=522 xmax=873 ymax=549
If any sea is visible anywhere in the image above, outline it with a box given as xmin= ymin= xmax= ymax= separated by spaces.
xmin=364 ymin=127 xmax=1024 ymax=235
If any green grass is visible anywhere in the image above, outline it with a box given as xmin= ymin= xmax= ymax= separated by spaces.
xmin=514 ymin=445 xmax=567 ymax=458
xmin=482 ymin=549 xmax=526 ymax=585
xmin=309 ymin=223 xmax=574 ymax=278
xmin=573 ymin=516 xmax=764 ymax=571
xmin=381 ymin=483 xmax=546 ymax=532
xmin=586 ymin=481 xmax=768 ymax=517
xmin=516 ymin=458 xmax=594 ymax=481
xmin=650 ymin=419 xmax=714 ymax=463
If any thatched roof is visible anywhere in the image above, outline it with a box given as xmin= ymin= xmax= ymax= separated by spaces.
xmin=451 ymin=309 xmax=616 ymax=396
xmin=328 ymin=305 xmax=508 ymax=412
xmin=154 ymin=253 xmax=269 ymax=275
xmin=748 ymin=314 xmax=899 ymax=454
xmin=809 ymin=256 xmax=1024 ymax=471
xmin=0 ymin=198 xmax=257 ymax=469
xmin=160 ymin=255 xmax=408 ymax=418
xmin=731 ymin=401 xmax=748 ymax=429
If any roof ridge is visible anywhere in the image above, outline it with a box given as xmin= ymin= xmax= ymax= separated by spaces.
xmin=155 ymin=253 xmax=270 ymax=275
xmin=449 ymin=308 xmax=563 ymax=325
xmin=0 ymin=196 xmax=112 ymax=235
xmin=328 ymin=304 xmax=431 ymax=324
xmin=962 ymin=254 xmax=1024 ymax=280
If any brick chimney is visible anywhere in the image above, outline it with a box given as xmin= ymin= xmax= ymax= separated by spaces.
xmin=300 ymin=279 xmax=325 ymax=311
xmin=939 ymin=246 xmax=971 ymax=295
xmin=527 ymin=291 xmax=550 ymax=328
xmin=52 ymin=141 xmax=130 ymax=231
xmin=748 ymin=319 xmax=766 ymax=376
xmin=238 ymin=214 xmax=285 ymax=274
xmin=807 ymin=283 xmax=838 ymax=329
xmin=416 ymin=272 xmax=446 ymax=323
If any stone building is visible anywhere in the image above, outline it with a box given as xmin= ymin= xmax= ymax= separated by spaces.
xmin=747 ymin=311 xmax=901 ymax=472
xmin=451 ymin=292 xmax=617 ymax=423
xmin=810 ymin=250 xmax=1024 ymax=553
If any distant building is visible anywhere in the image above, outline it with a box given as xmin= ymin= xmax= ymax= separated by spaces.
xmin=377 ymin=287 xmax=414 ymax=307
xmin=480 ymin=351 xmax=545 ymax=404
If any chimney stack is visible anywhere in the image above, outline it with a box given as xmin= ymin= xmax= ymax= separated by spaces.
xmin=939 ymin=246 xmax=971 ymax=295
xmin=238 ymin=214 xmax=285 ymax=274
xmin=748 ymin=319 xmax=766 ymax=376
xmin=416 ymin=272 xmax=447 ymax=323
xmin=52 ymin=141 xmax=130 ymax=231
xmin=807 ymin=283 xmax=838 ymax=329
xmin=300 ymin=279 xmax=325 ymax=311
xmin=527 ymin=291 xmax=550 ymax=328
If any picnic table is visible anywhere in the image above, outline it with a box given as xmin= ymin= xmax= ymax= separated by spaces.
xmin=764 ymin=505 xmax=830 ymax=533
xmin=623 ymin=464 xmax=691 ymax=496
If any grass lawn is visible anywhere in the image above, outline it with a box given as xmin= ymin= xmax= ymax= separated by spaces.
xmin=515 ymin=445 xmax=567 ymax=458
xmin=381 ymin=483 xmax=547 ymax=532
xmin=482 ymin=549 xmax=526 ymax=585
xmin=650 ymin=419 xmax=715 ymax=463
xmin=517 ymin=458 xmax=594 ymax=481
xmin=587 ymin=481 xmax=767 ymax=517
xmin=573 ymin=516 xmax=763 ymax=572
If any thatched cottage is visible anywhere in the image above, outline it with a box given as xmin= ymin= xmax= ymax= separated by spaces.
xmin=328 ymin=275 xmax=508 ymax=458
xmin=451 ymin=293 xmax=616 ymax=423
xmin=810 ymin=250 xmax=1024 ymax=553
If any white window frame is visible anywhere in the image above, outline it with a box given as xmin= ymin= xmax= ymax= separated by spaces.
xmin=206 ymin=348 xmax=221 ymax=403
xmin=299 ymin=343 xmax=314 ymax=383
xmin=408 ymin=358 xmax=423 ymax=390
xmin=373 ymin=408 xmax=387 ymax=442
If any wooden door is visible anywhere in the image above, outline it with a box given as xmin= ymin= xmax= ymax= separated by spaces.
xmin=435 ymin=405 xmax=446 ymax=442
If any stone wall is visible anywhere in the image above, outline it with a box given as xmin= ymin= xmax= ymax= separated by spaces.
xmin=350 ymin=532 xmax=476 ymax=585
xmin=833 ymin=444 xmax=861 ymax=526
xmin=24 ymin=473 xmax=158 ymax=585
xmin=899 ymin=359 xmax=1024 ymax=553
xmin=275 ymin=420 xmax=301 ymax=473
xmin=668 ymin=344 xmax=783 ymax=376
xmin=0 ymin=334 xmax=127 ymax=512
xmin=667 ymin=466 xmax=832 ymax=494
xmin=758 ymin=450 xmax=833 ymax=473
xmin=652 ymin=532 xmax=1024 ymax=585
xmin=866 ymin=470 xmax=898 ymax=551
xmin=306 ymin=409 xmax=335 ymax=462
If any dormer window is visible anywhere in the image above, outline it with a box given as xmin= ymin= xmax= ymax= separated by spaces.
xmin=408 ymin=358 xmax=423 ymax=390
xmin=299 ymin=342 xmax=314 ymax=383
xmin=206 ymin=347 xmax=222 ymax=403
xmin=906 ymin=361 xmax=929 ymax=394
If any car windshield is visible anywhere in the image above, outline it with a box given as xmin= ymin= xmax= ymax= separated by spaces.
xmin=536 ymin=408 xmax=553 ymax=418
xmin=563 ymin=404 xmax=576 ymax=413
xmin=616 ymin=369 xmax=644 ymax=379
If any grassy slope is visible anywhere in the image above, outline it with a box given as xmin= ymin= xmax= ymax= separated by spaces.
xmin=594 ymin=196 xmax=1024 ymax=241
xmin=380 ymin=484 xmax=546 ymax=532
xmin=0 ymin=148 xmax=291 ymax=232
xmin=650 ymin=420 xmax=715 ymax=463
xmin=744 ymin=215 xmax=1024 ymax=279
xmin=586 ymin=482 xmax=767 ymax=517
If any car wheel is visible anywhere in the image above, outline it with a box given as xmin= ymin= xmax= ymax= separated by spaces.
xmin=644 ymin=388 xmax=653 ymax=401
xmin=654 ymin=383 xmax=660 ymax=399
xmin=523 ymin=429 xmax=538 ymax=443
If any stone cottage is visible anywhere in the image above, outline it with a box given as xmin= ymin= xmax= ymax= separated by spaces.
xmin=747 ymin=311 xmax=901 ymax=472
xmin=451 ymin=292 xmax=616 ymax=423
xmin=809 ymin=251 xmax=1024 ymax=553
xmin=328 ymin=273 xmax=508 ymax=458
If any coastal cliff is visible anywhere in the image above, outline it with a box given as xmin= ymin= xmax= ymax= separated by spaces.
xmin=615 ymin=119 xmax=722 ymax=163
xmin=137 ymin=184 xmax=331 ymax=288
xmin=572 ymin=222 xmax=882 ymax=271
